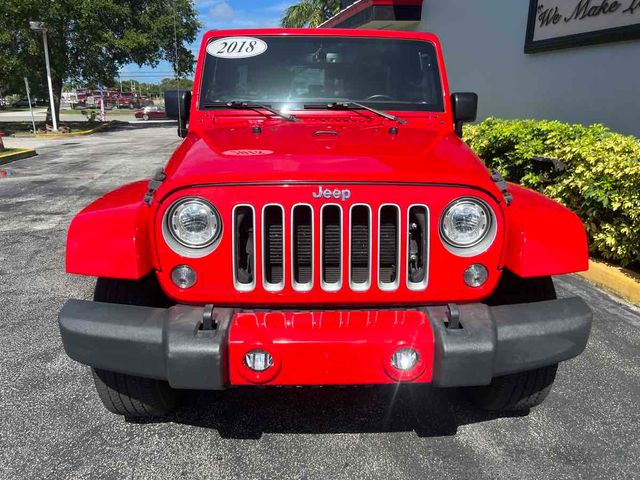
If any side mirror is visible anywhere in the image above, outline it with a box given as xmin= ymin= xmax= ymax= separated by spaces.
xmin=451 ymin=92 xmax=478 ymax=137
xmin=164 ymin=89 xmax=191 ymax=138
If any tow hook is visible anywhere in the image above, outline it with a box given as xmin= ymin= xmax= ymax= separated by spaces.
xmin=201 ymin=304 xmax=217 ymax=331
xmin=446 ymin=303 xmax=461 ymax=329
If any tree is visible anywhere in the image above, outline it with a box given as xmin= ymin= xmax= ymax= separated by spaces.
xmin=281 ymin=0 xmax=340 ymax=28
xmin=159 ymin=77 xmax=195 ymax=92
xmin=0 ymin=0 xmax=200 ymax=124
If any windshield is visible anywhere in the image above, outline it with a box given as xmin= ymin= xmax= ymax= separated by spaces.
xmin=199 ymin=36 xmax=444 ymax=112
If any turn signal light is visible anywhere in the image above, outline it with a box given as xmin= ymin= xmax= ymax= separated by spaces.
xmin=170 ymin=265 xmax=197 ymax=289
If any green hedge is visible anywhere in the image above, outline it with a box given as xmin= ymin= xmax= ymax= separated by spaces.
xmin=463 ymin=118 xmax=640 ymax=268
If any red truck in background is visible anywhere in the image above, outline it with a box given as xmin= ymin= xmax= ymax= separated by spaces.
xmin=72 ymin=89 xmax=153 ymax=109
xmin=58 ymin=29 xmax=592 ymax=419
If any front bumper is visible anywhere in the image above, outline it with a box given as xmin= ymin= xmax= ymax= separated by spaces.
xmin=58 ymin=298 xmax=592 ymax=390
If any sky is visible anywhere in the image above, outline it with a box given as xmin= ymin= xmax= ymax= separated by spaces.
xmin=119 ymin=0 xmax=298 ymax=83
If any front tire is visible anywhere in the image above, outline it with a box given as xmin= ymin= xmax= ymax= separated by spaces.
xmin=467 ymin=364 xmax=558 ymax=411
xmin=91 ymin=276 xmax=177 ymax=417
xmin=467 ymin=271 xmax=559 ymax=411
xmin=142 ymin=113 xmax=149 ymax=121
xmin=92 ymin=368 xmax=177 ymax=417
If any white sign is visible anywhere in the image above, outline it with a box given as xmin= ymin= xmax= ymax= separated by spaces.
xmin=206 ymin=37 xmax=268 ymax=59
xmin=526 ymin=0 xmax=640 ymax=51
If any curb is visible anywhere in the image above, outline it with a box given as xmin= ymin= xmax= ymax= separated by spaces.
xmin=0 ymin=148 xmax=37 ymax=166
xmin=12 ymin=121 xmax=118 ymax=138
xmin=577 ymin=259 xmax=640 ymax=306
xmin=35 ymin=121 xmax=115 ymax=138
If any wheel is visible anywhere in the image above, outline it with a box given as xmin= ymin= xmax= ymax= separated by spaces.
xmin=92 ymin=368 xmax=177 ymax=417
xmin=91 ymin=276 xmax=177 ymax=417
xmin=142 ymin=113 xmax=149 ymax=121
xmin=467 ymin=270 xmax=559 ymax=411
xmin=484 ymin=269 xmax=556 ymax=306
xmin=94 ymin=274 xmax=173 ymax=308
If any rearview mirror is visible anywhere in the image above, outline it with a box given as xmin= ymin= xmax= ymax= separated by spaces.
xmin=451 ymin=92 xmax=478 ymax=137
xmin=164 ymin=89 xmax=192 ymax=138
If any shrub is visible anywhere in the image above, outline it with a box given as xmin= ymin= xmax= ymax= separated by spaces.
xmin=81 ymin=109 xmax=99 ymax=122
xmin=464 ymin=118 xmax=640 ymax=268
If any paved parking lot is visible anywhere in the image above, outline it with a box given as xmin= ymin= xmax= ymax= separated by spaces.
xmin=0 ymin=125 xmax=638 ymax=479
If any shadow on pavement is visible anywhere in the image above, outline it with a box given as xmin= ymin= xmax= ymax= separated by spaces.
xmin=128 ymin=385 xmax=528 ymax=439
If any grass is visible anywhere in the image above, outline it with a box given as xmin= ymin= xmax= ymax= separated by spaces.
xmin=0 ymin=120 xmax=124 ymax=136
xmin=0 ymin=148 xmax=20 ymax=157
xmin=0 ymin=107 xmax=41 ymax=111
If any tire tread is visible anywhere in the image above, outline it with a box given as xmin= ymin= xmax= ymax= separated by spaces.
xmin=90 ymin=276 xmax=176 ymax=417
xmin=468 ymin=272 xmax=559 ymax=411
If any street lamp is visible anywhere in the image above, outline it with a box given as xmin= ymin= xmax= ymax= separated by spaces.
xmin=29 ymin=21 xmax=58 ymax=132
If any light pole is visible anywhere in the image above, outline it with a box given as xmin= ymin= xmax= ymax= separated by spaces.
xmin=29 ymin=21 xmax=58 ymax=132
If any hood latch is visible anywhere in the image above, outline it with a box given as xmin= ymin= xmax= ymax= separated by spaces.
xmin=144 ymin=168 xmax=166 ymax=206
xmin=491 ymin=170 xmax=512 ymax=206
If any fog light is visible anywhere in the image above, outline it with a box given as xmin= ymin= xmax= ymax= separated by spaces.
xmin=464 ymin=264 xmax=488 ymax=287
xmin=171 ymin=265 xmax=197 ymax=289
xmin=244 ymin=350 xmax=273 ymax=372
xmin=391 ymin=348 xmax=419 ymax=371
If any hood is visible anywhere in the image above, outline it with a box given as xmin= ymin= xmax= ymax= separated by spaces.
xmin=159 ymin=119 xmax=500 ymax=199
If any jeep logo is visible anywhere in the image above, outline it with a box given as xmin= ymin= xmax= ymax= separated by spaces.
xmin=312 ymin=186 xmax=351 ymax=201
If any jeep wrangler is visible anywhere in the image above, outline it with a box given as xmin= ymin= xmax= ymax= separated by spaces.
xmin=59 ymin=29 xmax=592 ymax=417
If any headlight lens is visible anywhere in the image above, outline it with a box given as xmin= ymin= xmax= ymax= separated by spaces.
xmin=440 ymin=198 xmax=491 ymax=248
xmin=167 ymin=198 xmax=221 ymax=248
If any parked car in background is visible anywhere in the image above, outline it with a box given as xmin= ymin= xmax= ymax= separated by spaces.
xmin=134 ymin=105 xmax=166 ymax=120
xmin=12 ymin=98 xmax=35 ymax=108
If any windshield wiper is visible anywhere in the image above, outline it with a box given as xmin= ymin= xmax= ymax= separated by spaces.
xmin=304 ymin=101 xmax=407 ymax=125
xmin=202 ymin=100 xmax=299 ymax=122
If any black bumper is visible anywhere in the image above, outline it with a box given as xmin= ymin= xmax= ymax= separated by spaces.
xmin=425 ymin=297 xmax=592 ymax=386
xmin=58 ymin=301 xmax=232 ymax=390
xmin=58 ymin=297 xmax=592 ymax=390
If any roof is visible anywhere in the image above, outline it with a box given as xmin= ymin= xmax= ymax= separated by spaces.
xmin=319 ymin=0 xmax=424 ymax=30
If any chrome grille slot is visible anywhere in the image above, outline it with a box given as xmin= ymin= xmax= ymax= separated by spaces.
xmin=321 ymin=204 xmax=342 ymax=291
xmin=232 ymin=205 xmax=255 ymax=291
xmin=292 ymin=204 xmax=313 ymax=290
xmin=349 ymin=204 xmax=371 ymax=291
xmin=407 ymin=205 xmax=429 ymax=290
xmin=262 ymin=204 xmax=284 ymax=291
xmin=378 ymin=204 xmax=400 ymax=290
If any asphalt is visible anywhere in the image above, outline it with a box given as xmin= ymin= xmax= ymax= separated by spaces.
xmin=0 ymin=125 xmax=638 ymax=480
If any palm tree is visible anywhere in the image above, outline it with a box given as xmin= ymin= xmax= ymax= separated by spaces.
xmin=281 ymin=0 xmax=341 ymax=28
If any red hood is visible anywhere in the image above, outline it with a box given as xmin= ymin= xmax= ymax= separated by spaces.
xmin=159 ymin=119 xmax=500 ymax=200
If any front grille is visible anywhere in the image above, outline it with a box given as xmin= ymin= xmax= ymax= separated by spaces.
xmin=292 ymin=205 xmax=313 ymax=290
xmin=263 ymin=205 xmax=284 ymax=290
xmin=378 ymin=205 xmax=400 ymax=290
xmin=350 ymin=205 xmax=371 ymax=290
xmin=321 ymin=205 xmax=342 ymax=290
xmin=232 ymin=205 xmax=255 ymax=291
xmin=233 ymin=203 xmax=429 ymax=293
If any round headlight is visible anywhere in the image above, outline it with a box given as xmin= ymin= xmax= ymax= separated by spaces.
xmin=440 ymin=198 xmax=492 ymax=248
xmin=167 ymin=198 xmax=221 ymax=249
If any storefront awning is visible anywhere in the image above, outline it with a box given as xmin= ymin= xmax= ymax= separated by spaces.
xmin=319 ymin=0 xmax=423 ymax=31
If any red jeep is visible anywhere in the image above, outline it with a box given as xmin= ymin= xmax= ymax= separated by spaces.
xmin=59 ymin=29 xmax=592 ymax=418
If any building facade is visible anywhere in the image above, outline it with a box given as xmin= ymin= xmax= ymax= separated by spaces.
xmin=322 ymin=0 xmax=640 ymax=136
